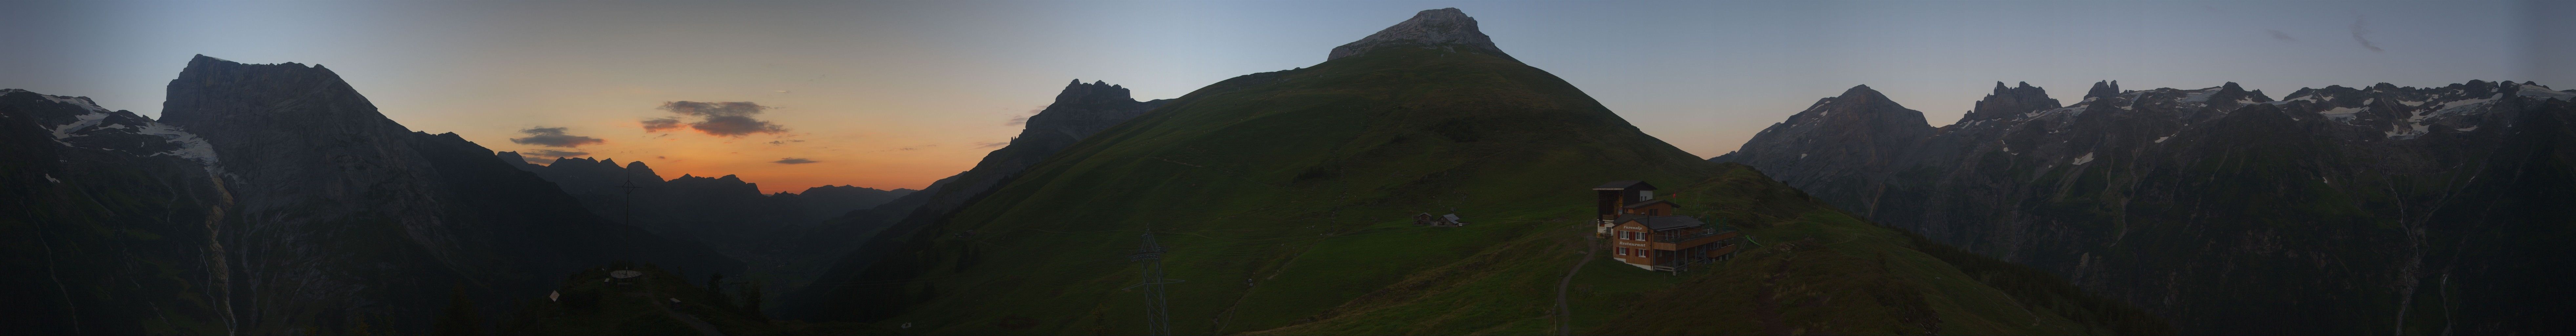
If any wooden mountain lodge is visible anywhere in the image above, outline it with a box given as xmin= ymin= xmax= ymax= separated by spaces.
xmin=1595 ymin=180 xmax=1744 ymax=272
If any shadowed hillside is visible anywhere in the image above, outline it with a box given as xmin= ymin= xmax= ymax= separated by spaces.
xmin=785 ymin=8 xmax=2166 ymax=335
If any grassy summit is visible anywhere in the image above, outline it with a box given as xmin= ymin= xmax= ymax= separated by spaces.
xmin=795 ymin=46 xmax=2164 ymax=334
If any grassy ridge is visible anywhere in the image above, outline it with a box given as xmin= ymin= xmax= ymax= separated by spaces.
xmin=799 ymin=47 xmax=2167 ymax=335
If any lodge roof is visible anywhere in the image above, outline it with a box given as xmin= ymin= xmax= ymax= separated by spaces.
xmin=1621 ymin=215 xmax=1706 ymax=231
xmin=1593 ymin=180 xmax=1656 ymax=190
xmin=1623 ymin=199 xmax=1675 ymax=208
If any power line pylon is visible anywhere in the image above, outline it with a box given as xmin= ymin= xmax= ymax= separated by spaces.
xmin=1126 ymin=233 xmax=1177 ymax=335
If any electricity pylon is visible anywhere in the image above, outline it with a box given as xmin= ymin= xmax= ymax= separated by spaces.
xmin=1126 ymin=233 xmax=1177 ymax=335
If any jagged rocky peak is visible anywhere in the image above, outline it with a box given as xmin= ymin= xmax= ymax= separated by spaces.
xmin=158 ymin=54 xmax=414 ymax=155
xmin=2083 ymin=80 xmax=2121 ymax=100
xmin=1056 ymin=79 xmax=1139 ymax=105
xmin=1327 ymin=8 xmax=1514 ymax=61
xmin=2193 ymin=82 xmax=2270 ymax=107
xmin=1963 ymin=81 xmax=2062 ymax=121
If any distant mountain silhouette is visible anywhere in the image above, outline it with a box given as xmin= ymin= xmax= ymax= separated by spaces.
xmin=495 ymin=153 xmax=913 ymax=299
xmin=1717 ymin=79 xmax=2576 ymax=334
xmin=0 ymin=55 xmax=738 ymax=334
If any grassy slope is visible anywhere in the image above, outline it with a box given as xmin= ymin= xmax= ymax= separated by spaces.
xmin=504 ymin=262 xmax=890 ymax=336
xmin=819 ymin=48 xmax=2158 ymax=335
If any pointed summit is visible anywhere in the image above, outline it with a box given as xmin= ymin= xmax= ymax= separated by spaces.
xmin=1327 ymin=8 xmax=1513 ymax=62
xmin=2085 ymin=80 xmax=2122 ymax=100
xmin=1963 ymin=81 xmax=2060 ymax=122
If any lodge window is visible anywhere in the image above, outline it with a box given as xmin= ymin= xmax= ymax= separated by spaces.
xmin=1618 ymin=247 xmax=1629 ymax=256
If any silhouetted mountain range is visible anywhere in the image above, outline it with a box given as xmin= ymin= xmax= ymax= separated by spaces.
xmin=1717 ymin=80 xmax=2576 ymax=334
xmin=780 ymin=8 xmax=2167 ymax=335
xmin=493 ymin=153 xmax=912 ymax=297
xmin=0 ymin=55 xmax=738 ymax=334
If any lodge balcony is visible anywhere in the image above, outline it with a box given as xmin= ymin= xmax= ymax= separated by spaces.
xmin=1649 ymin=226 xmax=1740 ymax=250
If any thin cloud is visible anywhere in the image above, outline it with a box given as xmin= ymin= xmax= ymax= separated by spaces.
xmin=641 ymin=118 xmax=683 ymax=132
xmin=2266 ymin=29 xmax=2297 ymax=42
xmin=972 ymin=141 xmax=1009 ymax=149
xmin=510 ymin=126 xmax=606 ymax=147
xmin=2349 ymin=17 xmax=2382 ymax=52
xmin=772 ymin=158 xmax=818 ymax=164
xmin=644 ymin=101 xmax=789 ymax=137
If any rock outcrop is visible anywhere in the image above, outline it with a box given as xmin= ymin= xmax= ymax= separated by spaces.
xmin=1327 ymin=8 xmax=1514 ymax=62
xmin=0 ymin=89 xmax=235 ymax=334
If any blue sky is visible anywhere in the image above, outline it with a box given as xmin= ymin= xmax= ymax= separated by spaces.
xmin=3 ymin=1 xmax=2567 ymax=190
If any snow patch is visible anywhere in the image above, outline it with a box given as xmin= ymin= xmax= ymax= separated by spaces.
xmin=1799 ymin=153 xmax=1808 ymax=159
xmin=2072 ymin=152 xmax=2095 ymax=165
xmin=45 ymin=174 xmax=58 ymax=183
xmin=49 ymin=111 xmax=108 ymax=141
xmin=2456 ymin=126 xmax=2479 ymax=132
xmin=38 ymin=94 xmax=106 ymax=111
xmin=2518 ymin=85 xmax=2576 ymax=101
xmin=133 ymin=123 xmax=221 ymax=166
xmin=2154 ymin=136 xmax=2171 ymax=143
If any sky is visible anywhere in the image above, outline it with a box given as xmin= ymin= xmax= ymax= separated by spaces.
xmin=4 ymin=1 xmax=2569 ymax=193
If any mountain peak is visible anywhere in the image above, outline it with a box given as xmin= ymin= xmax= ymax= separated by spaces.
xmin=2085 ymin=80 xmax=2122 ymax=100
xmin=1327 ymin=8 xmax=1513 ymax=62
xmin=162 ymin=54 xmax=399 ymax=135
xmin=1055 ymin=79 xmax=1137 ymax=105
xmin=1841 ymin=84 xmax=1884 ymax=97
xmin=1964 ymin=81 xmax=2060 ymax=122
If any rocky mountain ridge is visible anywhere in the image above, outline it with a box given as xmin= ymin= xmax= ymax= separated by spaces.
xmin=0 ymin=88 xmax=238 ymax=334
xmin=4 ymin=55 xmax=740 ymax=334
xmin=1327 ymin=8 xmax=1514 ymax=62
xmin=1715 ymin=79 xmax=2576 ymax=334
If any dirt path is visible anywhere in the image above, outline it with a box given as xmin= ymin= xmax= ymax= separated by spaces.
xmin=1556 ymin=236 xmax=1599 ymax=335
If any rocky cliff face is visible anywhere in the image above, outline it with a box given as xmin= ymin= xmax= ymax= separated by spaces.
xmin=1328 ymin=8 xmax=1513 ymax=62
xmin=127 ymin=55 xmax=738 ymax=334
xmin=784 ymin=79 xmax=1167 ymax=315
xmin=0 ymin=89 xmax=236 ymax=334
xmin=1715 ymin=80 xmax=2576 ymax=334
